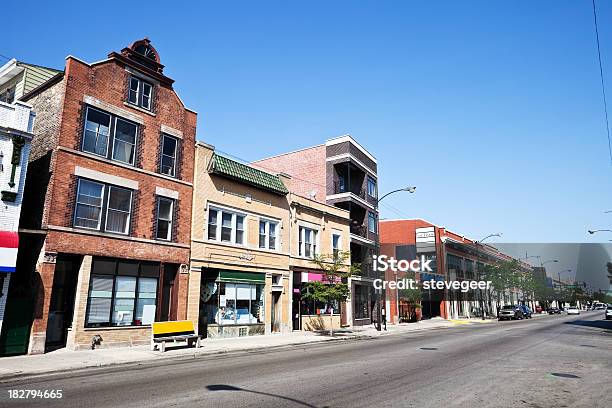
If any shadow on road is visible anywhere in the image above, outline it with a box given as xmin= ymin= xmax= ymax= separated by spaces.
xmin=206 ymin=384 xmax=320 ymax=408
xmin=564 ymin=319 xmax=612 ymax=332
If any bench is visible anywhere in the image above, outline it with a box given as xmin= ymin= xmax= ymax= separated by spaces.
xmin=151 ymin=320 xmax=201 ymax=352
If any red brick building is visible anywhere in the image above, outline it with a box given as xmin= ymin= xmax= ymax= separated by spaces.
xmin=1 ymin=39 xmax=196 ymax=354
xmin=380 ymin=219 xmax=526 ymax=323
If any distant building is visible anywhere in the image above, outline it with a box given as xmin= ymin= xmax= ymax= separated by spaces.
xmin=380 ymin=219 xmax=531 ymax=322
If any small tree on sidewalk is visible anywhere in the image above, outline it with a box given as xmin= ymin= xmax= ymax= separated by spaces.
xmin=303 ymin=251 xmax=359 ymax=336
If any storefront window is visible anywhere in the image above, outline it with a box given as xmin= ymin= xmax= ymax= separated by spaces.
xmin=301 ymin=298 xmax=339 ymax=315
xmin=202 ymin=280 xmax=265 ymax=325
xmin=85 ymin=258 xmax=159 ymax=327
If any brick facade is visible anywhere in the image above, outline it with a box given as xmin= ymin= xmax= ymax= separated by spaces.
xmin=17 ymin=39 xmax=196 ymax=353
xmin=252 ymin=145 xmax=327 ymax=203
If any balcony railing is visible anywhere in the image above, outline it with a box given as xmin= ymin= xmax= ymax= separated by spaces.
xmin=0 ymin=101 xmax=35 ymax=133
xmin=333 ymin=182 xmax=366 ymax=199
xmin=350 ymin=224 xmax=367 ymax=238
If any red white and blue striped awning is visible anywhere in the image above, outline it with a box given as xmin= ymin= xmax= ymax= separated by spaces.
xmin=0 ymin=231 xmax=19 ymax=273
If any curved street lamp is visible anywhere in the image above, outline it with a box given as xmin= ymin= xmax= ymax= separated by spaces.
xmin=374 ymin=186 xmax=417 ymax=330
xmin=378 ymin=186 xmax=416 ymax=203
xmin=588 ymin=229 xmax=612 ymax=234
xmin=477 ymin=233 xmax=502 ymax=244
xmin=541 ymin=259 xmax=558 ymax=267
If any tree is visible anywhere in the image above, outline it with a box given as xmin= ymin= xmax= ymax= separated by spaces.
xmin=304 ymin=251 xmax=359 ymax=336
xmin=482 ymin=260 xmax=521 ymax=314
xmin=397 ymin=271 xmax=421 ymax=322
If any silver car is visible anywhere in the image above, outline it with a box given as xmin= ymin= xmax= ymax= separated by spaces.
xmin=606 ymin=305 xmax=612 ymax=320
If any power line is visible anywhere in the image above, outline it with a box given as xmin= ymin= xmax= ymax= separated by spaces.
xmin=592 ymin=0 xmax=612 ymax=165
xmin=0 ymin=53 xmax=11 ymax=61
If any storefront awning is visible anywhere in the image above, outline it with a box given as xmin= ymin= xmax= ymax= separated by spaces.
xmin=202 ymin=269 xmax=266 ymax=284
xmin=0 ymin=231 xmax=19 ymax=273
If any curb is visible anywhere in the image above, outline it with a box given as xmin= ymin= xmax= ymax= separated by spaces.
xmin=0 ymin=333 xmax=375 ymax=383
xmin=0 ymin=323 xmax=457 ymax=383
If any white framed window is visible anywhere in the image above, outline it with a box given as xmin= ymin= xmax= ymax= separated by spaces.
xmin=73 ymin=178 xmax=133 ymax=235
xmin=299 ymin=226 xmax=319 ymax=258
xmin=83 ymin=107 xmax=111 ymax=158
xmin=160 ymin=134 xmax=178 ymax=177
xmin=127 ymin=76 xmax=153 ymax=111
xmin=82 ymin=106 xmax=138 ymax=166
xmin=155 ymin=197 xmax=174 ymax=241
xmin=207 ymin=207 xmax=246 ymax=245
xmin=74 ymin=179 xmax=105 ymax=230
xmin=105 ymin=186 xmax=133 ymax=234
xmin=332 ymin=233 xmax=342 ymax=259
xmin=259 ymin=219 xmax=279 ymax=250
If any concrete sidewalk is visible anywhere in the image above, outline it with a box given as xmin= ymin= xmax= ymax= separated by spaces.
xmin=0 ymin=319 xmax=456 ymax=381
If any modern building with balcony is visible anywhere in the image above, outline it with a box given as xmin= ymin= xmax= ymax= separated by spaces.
xmin=252 ymin=134 xmax=379 ymax=327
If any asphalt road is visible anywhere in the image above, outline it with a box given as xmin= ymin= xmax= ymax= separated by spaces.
xmin=1 ymin=311 xmax=610 ymax=408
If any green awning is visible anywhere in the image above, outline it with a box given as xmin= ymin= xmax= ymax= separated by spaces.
xmin=202 ymin=268 xmax=266 ymax=284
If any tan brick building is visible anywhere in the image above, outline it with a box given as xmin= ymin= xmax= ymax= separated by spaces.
xmin=190 ymin=142 xmax=291 ymax=337
xmin=4 ymin=39 xmax=196 ymax=353
xmin=190 ymin=143 xmax=350 ymax=337
xmin=289 ymin=194 xmax=351 ymax=331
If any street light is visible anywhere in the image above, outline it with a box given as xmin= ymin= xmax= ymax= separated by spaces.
xmin=473 ymin=232 xmax=502 ymax=320
xmin=375 ymin=186 xmax=417 ymax=330
xmin=477 ymin=233 xmax=502 ymax=244
xmin=541 ymin=259 xmax=558 ymax=267
xmin=588 ymin=229 xmax=612 ymax=234
xmin=556 ymin=269 xmax=572 ymax=308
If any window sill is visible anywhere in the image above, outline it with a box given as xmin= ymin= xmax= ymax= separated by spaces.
xmin=84 ymin=325 xmax=151 ymax=331
xmin=123 ymin=102 xmax=156 ymax=116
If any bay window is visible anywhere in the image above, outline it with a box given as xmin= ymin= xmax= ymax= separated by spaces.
xmin=207 ymin=207 xmax=246 ymax=245
xmin=74 ymin=178 xmax=133 ymax=235
xmin=82 ymin=106 xmax=138 ymax=166
xmin=259 ymin=219 xmax=278 ymax=250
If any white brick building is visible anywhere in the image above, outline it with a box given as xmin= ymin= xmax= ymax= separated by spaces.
xmin=0 ymin=95 xmax=35 ymax=337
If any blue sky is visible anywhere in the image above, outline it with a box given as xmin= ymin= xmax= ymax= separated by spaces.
xmin=4 ymin=1 xmax=612 ymax=243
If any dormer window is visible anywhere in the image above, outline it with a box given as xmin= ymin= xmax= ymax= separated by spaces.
xmin=128 ymin=76 xmax=153 ymax=111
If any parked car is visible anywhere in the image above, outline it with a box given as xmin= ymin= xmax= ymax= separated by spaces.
xmin=498 ymin=305 xmax=523 ymax=320
xmin=595 ymin=304 xmax=606 ymax=310
xmin=547 ymin=307 xmax=561 ymax=314
xmin=520 ymin=305 xmax=532 ymax=319
xmin=605 ymin=305 xmax=612 ymax=320
xmin=567 ymin=306 xmax=580 ymax=315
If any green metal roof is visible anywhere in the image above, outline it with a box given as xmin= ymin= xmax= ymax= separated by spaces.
xmin=209 ymin=153 xmax=288 ymax=195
